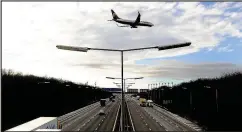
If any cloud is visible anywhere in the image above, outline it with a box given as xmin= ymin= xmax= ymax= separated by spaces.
xmin=2 ymin=2 xmax=242 ymax=88
xmin=72 ymin=60 xmax=242 ymax=83
xmin=217 ymin=44 xmax=234 ymax=52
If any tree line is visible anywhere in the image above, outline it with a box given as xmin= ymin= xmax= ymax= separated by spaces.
xmin=148 ymin=72 xmax=242 ymax=131
xmin=2 ymin=69 xmax=112 ymax=131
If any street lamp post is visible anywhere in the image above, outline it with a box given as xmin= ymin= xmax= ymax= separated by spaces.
xmin=108 ymin=77 xmax=142 ymax=93
xmin=150 ymin=84 xmax=152 ymax=100
xmin=161 ymin=88 xmax=164 ymax=106
xmin=56 ymin=42 xmax=191 ymax=130
xmin=113 ymin=82 xmax=135 ymax=92
xmin=182 ymin=87 xmax=192 ymax=113
xmin=205 ymin=86 xmax=218 ymax=113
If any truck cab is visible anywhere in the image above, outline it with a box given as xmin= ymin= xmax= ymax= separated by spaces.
xmin=139 ymin=98 xmax=147 ymax=107
xmin=100 ymin=99 xmax=106 ymax=106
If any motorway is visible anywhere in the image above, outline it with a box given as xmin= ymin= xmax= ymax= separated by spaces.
xmin=61 ymin=95 xmax=121 ymax=131
xmin=78 ymin=97 xmax=120 ymax=131
xmin=59 ymin=94 xmax=197 ymax=131
xmin=127 ymin=99 xmax=166 ymax=131
xmin=126 ymin=94 xmax=197 ymax=131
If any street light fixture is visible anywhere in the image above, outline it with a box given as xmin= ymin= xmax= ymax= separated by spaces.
xmin=56 ymin=41 xmax=191 ymax=130
xmin=113 ymin=82 xmax=135 ymax=85
xmin=57 ymin=42 xmax=191 ymax=98
xmin=107 ymin=77 xmax=141 ymax=93
xmin=106 ymin=77 xmax=140 ymax=92
xmin=37 ymin=82 xmax=50 ymax=84
xmin=106 ymin=77 xmax=118 ymax=79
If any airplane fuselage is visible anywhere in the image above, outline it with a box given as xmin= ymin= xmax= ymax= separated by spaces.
xmin=115 ymin=19 xmax=153 ymax=27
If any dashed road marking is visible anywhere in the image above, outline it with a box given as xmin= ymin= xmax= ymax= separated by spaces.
xmin=95 ymin=127 xmax=98 ymax=131
xmin=149 ymin=128 xmax=152 ymax=131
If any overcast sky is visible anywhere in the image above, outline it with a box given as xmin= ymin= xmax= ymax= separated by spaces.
xmin=2 ymin=2 xmax=242 ymax=89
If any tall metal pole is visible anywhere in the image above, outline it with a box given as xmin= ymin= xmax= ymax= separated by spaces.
xmin=124 ymin=79 xmax=126 ymax=94
xmin=121 ymin=51 xmax=124 ymax=100
xmin=190 ymin=91 xmax=192 ymax=113
xmin=148 ymin=84 xmax=150 ymax=99
xmin=216 ymin=88 xmax=218 ymax=113
xmin=121 ymin=51 xmax=124 ymax=131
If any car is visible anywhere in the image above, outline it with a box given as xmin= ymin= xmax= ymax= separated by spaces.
xmin=99 ymin=110 xmax=105 ymax=115
xmin=147 ymin=100 xmax=153 ymax=107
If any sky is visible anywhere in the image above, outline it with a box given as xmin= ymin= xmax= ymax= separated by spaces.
xmin=2 ymin=2 xmax=242 ymax=89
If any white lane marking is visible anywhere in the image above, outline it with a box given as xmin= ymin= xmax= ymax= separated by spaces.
xmin=95 ymin=127 xmax=98 ymax=131
xmin=145 ymin=123 xmax=148 ymax=126
xmin=98 ymin=123 xmax=101 ymax=126
xmin=149 ymin=128 xmax=152 ymax=131
xmin=165 ymin=129 xmax=168 ymax=131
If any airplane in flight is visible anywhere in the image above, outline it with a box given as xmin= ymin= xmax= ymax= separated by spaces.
xmin=108 ymin=9 xmax=154 ymax=28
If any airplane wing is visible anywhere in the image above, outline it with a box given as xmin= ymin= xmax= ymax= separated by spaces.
xmin=133 ymin=11 xmax=141 ymax=26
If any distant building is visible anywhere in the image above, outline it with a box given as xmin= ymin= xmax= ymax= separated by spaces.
xmin=102 ymin=88 xmax=121 ymax=93
xmin=139 ymin=89 xmax=149 ymax=93
xmin=127 ymin=89 xmax=138 ymax=93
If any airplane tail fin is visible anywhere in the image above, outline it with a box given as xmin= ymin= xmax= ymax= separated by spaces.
xmin=111 ymin=9 xmax=120 ymax=20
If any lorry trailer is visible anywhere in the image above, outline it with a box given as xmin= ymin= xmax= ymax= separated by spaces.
xmin=6 ymin=117 xmax=62 ymax=131
xmin=100 ymin=99 xmax=106 ymax=106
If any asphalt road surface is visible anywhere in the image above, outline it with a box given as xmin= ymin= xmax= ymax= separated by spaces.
xmin=61 ymin=100 xmax=112 ymax=131
xmin=78 ymin=98 xmax=120 ymax=131
xmin=127 ymin=95 xmax=196 ymax=131
xmin=127 ymin=98 xmax=167 ymax=131
xmin=144 ymin=106 xmax=196 ymax=131
xmin=59 ymin=102 xmax=100 ymax=127
xmin=61 ymin=94 xmax=195 ymax=131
